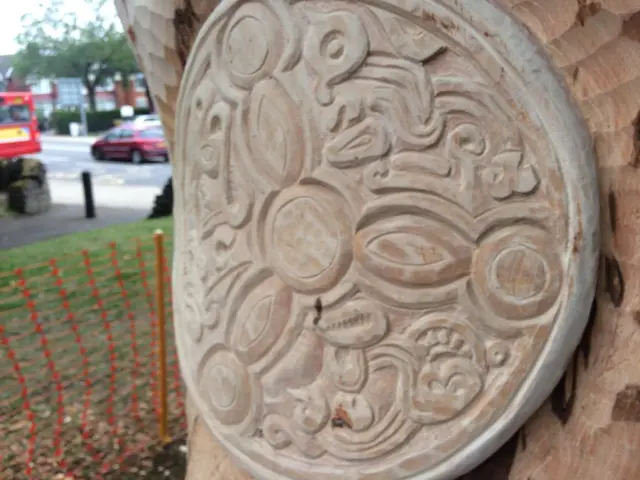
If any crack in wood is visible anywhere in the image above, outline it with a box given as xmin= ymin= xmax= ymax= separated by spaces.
xmin=604 ymin=255 xmax=624 ymax=308
xmin=608 ymin=189 xmax=617 ymax=234
xmin=550 ymin=296 xmax=598 ymax=425
xmin=456 ymin=429 xmax=523 ymax=480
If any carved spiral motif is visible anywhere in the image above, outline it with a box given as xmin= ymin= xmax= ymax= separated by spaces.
xmin=173 ymin=0 xmax=597 ymax=478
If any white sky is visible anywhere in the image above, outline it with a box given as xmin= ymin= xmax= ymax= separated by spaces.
xmin=0 ymin=0 xmax=118 ymax=55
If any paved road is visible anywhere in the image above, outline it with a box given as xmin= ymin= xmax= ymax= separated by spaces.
xmin=38 ymin=135 xmax=172 ymax=188
xmin=0 ymin=135 xmax=170 ymax=249
xmin=29 ymin=135 xmax=170 ymax=209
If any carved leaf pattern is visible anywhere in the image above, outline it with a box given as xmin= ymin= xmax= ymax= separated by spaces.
xmin=228 ymin=273 xmax=293 ymax=366
xmin=245 ymin=78 xmax=304 ymax=188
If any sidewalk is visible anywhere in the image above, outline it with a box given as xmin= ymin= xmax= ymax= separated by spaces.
xmin=0 ymin=204 xmax=148 ymax=249
xmin=48 ymin=179 xmax=161 ymax=209
xmin=0 ymin=180 xmax=160 ymax=250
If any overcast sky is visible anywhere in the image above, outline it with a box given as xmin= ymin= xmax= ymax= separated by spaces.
xmin=0 ymin=0 xmax=118 ymax=55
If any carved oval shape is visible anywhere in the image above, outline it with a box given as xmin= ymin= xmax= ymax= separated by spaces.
xmin=197 ymin=346 xmax=262 ymax=432
xmin=470 ymin=225 xmax=563 ymax=326
xmin=245 ymin=78 xmax=304 ymax=187
xmin=316 ymin=298 xmax=388 ymax=349
xmin=210 ymin=1 xmax=301 ymax=99
xmin=228 ymin=271 xmax=293 ymax=366
xmin=262 ymin=184 xmax=353 ymax=294
xmin=354 ymin=214 xmax=473 ymax=288
xmin=331 ymin=347 xmax=367 ymax=393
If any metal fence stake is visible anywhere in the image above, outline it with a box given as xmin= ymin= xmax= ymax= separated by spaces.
xmin=81 ymin=171 xmax=95 ymax=219
xmin=153 ymin=229 xmax=171 ymax=444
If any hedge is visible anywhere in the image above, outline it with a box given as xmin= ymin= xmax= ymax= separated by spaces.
xmin=50 ymin=108 xmax=151 ymax=135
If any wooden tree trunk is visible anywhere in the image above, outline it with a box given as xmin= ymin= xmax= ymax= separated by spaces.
xmin=116 ymin=1 xmax=640 ymax=478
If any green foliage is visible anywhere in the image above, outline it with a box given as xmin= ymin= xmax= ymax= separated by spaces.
xmin=50 ymin=107 xmax=151 ymax=134
xmin=12 ymin=0 xmax=139 ymax=111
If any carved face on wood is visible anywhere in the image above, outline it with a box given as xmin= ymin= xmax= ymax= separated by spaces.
xmin=168 ymin=0 xmax=598 ymax=478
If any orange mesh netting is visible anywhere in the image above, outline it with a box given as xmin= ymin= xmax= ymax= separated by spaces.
xmin=0 ymin=233 xmax=186 ymax=479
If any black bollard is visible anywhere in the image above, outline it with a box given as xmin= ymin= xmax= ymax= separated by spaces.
xmin=81 ymin=171 xmax=96 ymax=219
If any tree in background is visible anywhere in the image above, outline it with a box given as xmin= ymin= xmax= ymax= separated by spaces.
xmin=12 ymin=0 xmax=139 ymax=111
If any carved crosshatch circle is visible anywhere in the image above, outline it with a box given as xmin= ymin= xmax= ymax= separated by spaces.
xmin=173 ymin=0 xmax=599 ymax=479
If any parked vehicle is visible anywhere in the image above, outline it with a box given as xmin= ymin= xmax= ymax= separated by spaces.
xmin=90 ymin=124 xmax=168 ymax=164
xmin=0 ymin=91 xmax=42 ymax=159
xmin=132 ymin=114 xmax=161 ymax=127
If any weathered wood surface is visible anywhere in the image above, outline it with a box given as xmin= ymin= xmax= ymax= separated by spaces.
xmin=115 ymin=1 xmax=640 ymax=478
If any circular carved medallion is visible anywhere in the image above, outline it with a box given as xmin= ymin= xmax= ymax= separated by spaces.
xmin=173 ymin=1 xmax=599 ymax=478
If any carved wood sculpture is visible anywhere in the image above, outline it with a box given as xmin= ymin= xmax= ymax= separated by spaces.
xmin=116 ymin=1 xmax=640 ymax=479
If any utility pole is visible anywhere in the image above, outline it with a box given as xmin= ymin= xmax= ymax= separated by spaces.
xmin=77 ymin=79 xmax=88 ymax=136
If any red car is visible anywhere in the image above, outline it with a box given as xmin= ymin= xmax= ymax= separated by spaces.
xmin=91 ymin=124 xmax=168 ymax=164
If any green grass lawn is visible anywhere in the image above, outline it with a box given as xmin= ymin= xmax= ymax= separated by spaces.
xmin=0 ymin=216 xmax=174 ymax=310
xmin=0 ymin=216 xmax=185 ymax=479
xmin=0 ymin=217 xmax=173 ymax=275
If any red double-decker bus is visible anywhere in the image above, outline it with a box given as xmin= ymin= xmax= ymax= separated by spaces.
xmin=0 ymin=92 xmax=41 ymax=159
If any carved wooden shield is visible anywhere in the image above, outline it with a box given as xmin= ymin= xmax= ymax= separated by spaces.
xmin=172 ymin=0 xmax=599 ymax=478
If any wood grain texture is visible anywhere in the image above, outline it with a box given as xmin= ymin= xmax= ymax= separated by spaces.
xmin=114 ymin=1 xmax=640 ymax=478
xmin=114 ymin=0 xmax=219 ymax=155
xmin=115 ymin=1 xmax=251 ymax=478
xmin=185 ymin=393 xmax=252 ymax=479
xmin=475 ymin=2 xmax=640 ymax=479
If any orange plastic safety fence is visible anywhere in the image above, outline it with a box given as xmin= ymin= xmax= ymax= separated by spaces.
xmin=163 ymin=253 xmax=187 ymax=433
xmin=0 ymin=232 xmax=186 ymax=480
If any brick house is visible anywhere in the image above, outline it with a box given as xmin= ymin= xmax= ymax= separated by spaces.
xmin=0 ymin=55 xmax=150 ymax=115
xmin=29 ymin=73 xmax=150 ymax=116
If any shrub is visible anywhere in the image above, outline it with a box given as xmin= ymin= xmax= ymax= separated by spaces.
xmin=148 ymin=177 xmax=173 ymax=219
xmin=50 ymin=107 xmax=151 ymax=135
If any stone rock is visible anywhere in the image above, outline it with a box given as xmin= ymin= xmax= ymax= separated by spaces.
xmin=7 ymin=178 xmax=52 ymax=215
xmin=5 ymin=157 xmax=52 ymax=215
xmin=18 ymin=157 xmax=47 ymax=185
